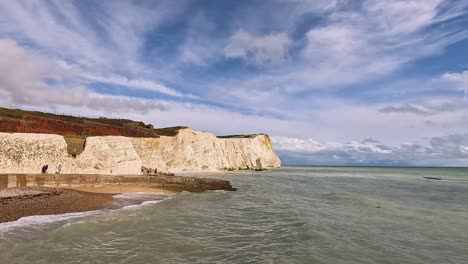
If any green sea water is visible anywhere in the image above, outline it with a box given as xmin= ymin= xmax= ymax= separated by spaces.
xmin=1 ymin=166 xmax=468 ymax=264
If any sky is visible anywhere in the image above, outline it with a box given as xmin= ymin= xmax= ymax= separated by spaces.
xmin=1 ymin=0 xmax=468 ymax=166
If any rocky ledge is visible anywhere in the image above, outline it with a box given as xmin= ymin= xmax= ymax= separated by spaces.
xmin=148 ymin=175 xmax=237 ymax=192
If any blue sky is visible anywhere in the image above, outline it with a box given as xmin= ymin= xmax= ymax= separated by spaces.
xmin=1 ymin=0 xmax=468 ymax=166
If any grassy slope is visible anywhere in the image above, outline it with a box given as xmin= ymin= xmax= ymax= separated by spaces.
xmin=0 ymin=106 xmax=146 ymax=128
xmin=0 ymin=106 xmax=257 ymax=138
xmin=63 ymin=136 xmax=87 ymax=155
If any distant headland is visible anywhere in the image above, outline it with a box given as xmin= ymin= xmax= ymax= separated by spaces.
xmin=0 ymin=106 xmax=281 ymax=175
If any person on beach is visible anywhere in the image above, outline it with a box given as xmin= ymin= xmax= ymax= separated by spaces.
xmin=41 ymin=165 xmax=46 ymax=174
xmin=41 ymin=165 xmax=49 ymax=174
xmin=56 ymin=164 xmax=62 ymax=174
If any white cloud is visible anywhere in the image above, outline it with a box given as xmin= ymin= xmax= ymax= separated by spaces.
xmin=81 ymin=73 xmax=183 ymax=97
xmin=443 ymin=70 xmax=468 ymax=98
xmin=379 ymin=99 xmax=468 ymax=116
xmin=224 ymin=29 xmax=291 ymax=65
xmin=363 ymin=0 xmax=444 ymax=35
xmin=0 ymin=1 xmax=190 ymax=110
xmin=270 ymin=136 xmax=327 ymax=152
xmin=443 ymin=71 xmax=468 ymax=83
xmin=0 ymin=0 xmax=185 ymax=85
xmin=297 ymin=0 xmax=467 ymax=89
xmin=271 ymin=134 xmax=468 ymax=166
xmin=276 ymin=0 xmax=337 ymax=11
xmin=0 ymin=38 xmax=166 ymax=114
xmin=0 ymin=38 xmax=73 ymax=105
xmin=215 ymin=0 xmax=468 ymax=103
xmin=177 ymin=11 xmax=222 ymax=66
xmin=271 ymin=137 xmax=393 ymax=155
xmin=305 ymin=25 xmax=366 ymax=60
xmin=299 ymin=23 xmax=403 ymax=87
xmin=84 ymin=93 xmax=168 ymax=114
xmin=0 ymin=1 xmax=108 ymax=70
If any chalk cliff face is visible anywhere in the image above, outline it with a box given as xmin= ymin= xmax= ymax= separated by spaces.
xmin=0 ymin=128 xmax=280 ymax=174
xmin=130 ymin=128 xmax=281 ymax=173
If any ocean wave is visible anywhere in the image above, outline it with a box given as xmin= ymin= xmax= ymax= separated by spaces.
xmin=0 ymin=192 xmax=174 ymax=238
xmin=118 ymin=197 xmax=173 ymax=211
xmin=113 ymin=192 xmax=170 ymax=200
xmin=0 ymin=210 xmax=99 ymax=240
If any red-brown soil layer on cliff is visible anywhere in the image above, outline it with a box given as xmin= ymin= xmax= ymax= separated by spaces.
xmin=0 ymin=106 xmax=159 ymax=137
xmin=0 ymin=106 xmax=255 ymax=138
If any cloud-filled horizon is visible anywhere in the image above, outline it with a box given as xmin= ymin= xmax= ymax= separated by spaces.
xmin=1 ymin=0 xmax=468 ymax=166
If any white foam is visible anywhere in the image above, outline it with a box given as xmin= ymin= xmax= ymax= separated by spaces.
xmin=141 ymin=200 xmax=165 ymax=205
xmin=210 ymin=190 xmax=229 ymax=193
xmin=0 ymin=210 xmax=99 ymax=235
xmin=118 ymin=196 xmax=173 ymax=211
xmin=0 ymin=193 xmax=174 ymax=236
xmin=113 ymin=192 xmax=169 ymax=200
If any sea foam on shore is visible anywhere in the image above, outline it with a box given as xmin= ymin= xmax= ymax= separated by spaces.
xmin=0 ymin=190 xmax=172 ymax=241
xmin=0 ymin=187 xmax=172 ymax=224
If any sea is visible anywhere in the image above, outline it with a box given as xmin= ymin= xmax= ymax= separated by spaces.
xmin=1 ymin=166 xmax=467 ymax=264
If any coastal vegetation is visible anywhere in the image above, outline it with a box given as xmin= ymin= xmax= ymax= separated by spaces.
xmin=63 ymin=135 xmax=87 ymax=156
xmin=0 ymin=106 xmax=150 ymax=128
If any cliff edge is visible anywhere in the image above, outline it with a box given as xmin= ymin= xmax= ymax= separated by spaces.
xmin=0 ymin=128 xmax=281 ymax=174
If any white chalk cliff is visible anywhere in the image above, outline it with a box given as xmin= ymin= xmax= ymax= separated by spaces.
xmin=0 ymin=128 xmax=281 ymax=174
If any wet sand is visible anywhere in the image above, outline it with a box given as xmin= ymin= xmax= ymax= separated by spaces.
xmin=0 ymin=187 xmax=115 ymax=223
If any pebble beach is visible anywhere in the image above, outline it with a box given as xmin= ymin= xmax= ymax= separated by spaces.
xmin=0 ymin=187 xmax=114 ymax=223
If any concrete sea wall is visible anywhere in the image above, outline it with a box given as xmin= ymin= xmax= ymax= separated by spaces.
xmin=0 ymin=174 xmax=236 ymax=193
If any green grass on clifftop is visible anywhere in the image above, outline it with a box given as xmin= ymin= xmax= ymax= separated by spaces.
xmin=0 ymin=106 xmax=149 ymax=128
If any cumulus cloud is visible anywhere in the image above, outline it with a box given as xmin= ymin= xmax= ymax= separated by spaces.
xmin=271 ymin=134 xmax=468 ymax=166
xmin=0 ymin=0 xmax=186 ymax=98
xmin=224 ymin=29 xmax=291 ymax=65
xmin=216 ymin=0 xmax=468 ymax=104
xmin=443 ymin=70 xmax=468 ymax=83
xmin=295 ymin=0 xmax=468 ymax=89
xmin=0 ymin=38 xmax=71 ymax=105
xmin=0 ymin=38 xmax=166 ymax=114
xmin=272 ymin=137 xmax=393 ymax=155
